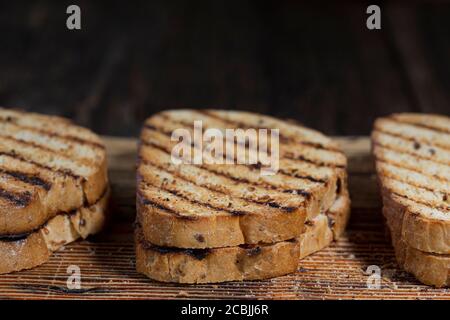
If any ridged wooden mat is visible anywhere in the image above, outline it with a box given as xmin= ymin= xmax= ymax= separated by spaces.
xmin=1 ymin=136 xmax=448 ymax=300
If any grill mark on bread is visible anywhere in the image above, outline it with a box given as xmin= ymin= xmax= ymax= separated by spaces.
xmin=140 ymin=179 xmax=248 ymax=216
xmin=376 ymin=119 xmax=450 ymax=151
xmin=139 ymin=236 xmax=300 ymax=260
xmin=163 ymin=110 xmax=343 ymax=154
xmin=0 ymin=221 xmax=44 ymax=240
xmin=388 ymin=191 xmax=450 ymax=212
xmin=0 ymin=135 xmax=60 ymax=155
xmin=374 ymin=129 xmax=450 ymax=160
xmin=201 ymin=167 xmax=312 ymax=200
xmin=284 ymin=153 xmax=345 ymax=169
xmin=139 ymin=159 xmax=298 ymax=213
xmin=376 ymin=159 xmax=450 ymax=193
xmin=0 ymin=188 xmax=107 ymax=238
xmin=0 ymin=188 xmax=31 ymax=207
xmin=0 ymin=134 xmax=99 ymax=168
xmin=380 ymin=168 xmax=449 ymax=196
xmin=140 ymin=240 xmax=212 ymax=260
xmin=197 ymin=110 xmax=344 ymax=153
xmin=381 ymin=178 xmax=450 ymax=210
xmin=141 ymin=137 xmax=306 ymax=194
xmin=201 ymin=110 xmax=344 ymax=154
xmin=0 ymin=185 xmax=106 ymax=237
xmin=0 ymin=169 xmax=51 ymax=190
xmin=138 ymin=193 xmax=194 ymax=219
xmin=389 ymin=116 xmax=450 ymax=135
xmin=0 ymin=232 xmax=29 ymax=242
xmin=149 ymin=114 xmax=345 ymax=168
xmin=373 ymin=130 xmax=450 ymax=166
xmin=252 ymin=165 xmax=326 ymax=184
xmin=0 ymin=117 xmax=105 ymax=150
xmin=89 ymin=187 xmax=108 ymax=206
xmin=0 ymin=109 xmax=106 ymax=240
xmin=0 ymin=133 xmax=99 ymax=181
xmin=286 ymin=173 xmax=326 ymax=184
xmin=141 ymin=141 xmax=308 ymax=207
xmin=0 ymin=151 xmax=80 ymax=180
xmin=373 ymin=142 xmax=450 ymax=183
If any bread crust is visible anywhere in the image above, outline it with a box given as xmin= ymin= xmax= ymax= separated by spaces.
xmin=299 ymin=191 xmax=350 ymax=259
xmin=137 ymin=192 xmax=306 ymax=248
xmin=372 ymin=112 xmax=450 ymax=286
xmin=298 ymin=214 xmax=333 ymax=259
xmin=0 ymin=108 xmax=108 ymax=235
xmin=383 ymin=194 xmax=449 ymax=287
xmin=0 ymin=189 xmax=109 ymax=274
xmin=136 ymin=194 xmax=350 ymax=283
xmin=83 ymin=161 xmax=108 ymax=205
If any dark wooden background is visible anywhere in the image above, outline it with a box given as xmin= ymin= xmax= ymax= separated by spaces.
xmin=0 ymin=1 xmax=449 ymax=137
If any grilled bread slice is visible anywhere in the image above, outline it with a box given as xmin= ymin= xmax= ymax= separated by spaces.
xmin=137 ymin=109 xmax=348 ymax=248
xmin=0 ymin=188 xmax=109 ymax=274
xmin=382 ymin=192 xmax=449 ymax=287
xmin=136 ymin=193 xmax=350 ymax=283
xmin=0 ymin=108 xmax=108 ymax=235
xmin=372 ymin=113 xmax=450 ymax=286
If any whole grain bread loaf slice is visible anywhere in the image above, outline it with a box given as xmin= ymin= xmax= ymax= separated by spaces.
xmin=137 ymin=109 xmax=348 ymax=248
xmin=0 ymin=108 xmax=108 ymax=235
xmin=136 ymin=194 xmax=350 ymax=283
xmin=382 ymin=193 xmax=449 ymax=287
xmin=372 ymin=113 xmax=450 ymax=254
xmin=0 ymin=188 xmax=109 ymax=274
xmin=373 ymin=113 xmax=450 ymax=286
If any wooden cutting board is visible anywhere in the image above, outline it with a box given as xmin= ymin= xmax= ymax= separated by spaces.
xmin=0 ymin=136 xmax=448 ymax=300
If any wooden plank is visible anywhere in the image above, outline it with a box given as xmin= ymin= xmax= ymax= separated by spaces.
xmin=0 ymin=136 xmax=448 ymax=300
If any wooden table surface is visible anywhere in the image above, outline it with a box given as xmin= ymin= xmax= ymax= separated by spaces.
xmin=0 ymin=136 xmax=448 ymax=300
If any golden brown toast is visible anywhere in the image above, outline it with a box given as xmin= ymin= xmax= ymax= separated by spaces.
xmin=0 ymin=108 xmax=108 ymax=235
xmin=137 ymin=109 xmax=349 ymax=248
xmin=382 ymin=192 xmax=449 ymax=287
xmin=372 ymin=112 xmax=450 ymax=287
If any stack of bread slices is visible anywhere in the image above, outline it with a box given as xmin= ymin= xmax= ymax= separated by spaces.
xmin=136 ymin=109 xmax=350 ymax=283
xmin=0 ymin=108 xmax=109 ymax=274
xmin=372 ymin=113 xmax=450 ymax=287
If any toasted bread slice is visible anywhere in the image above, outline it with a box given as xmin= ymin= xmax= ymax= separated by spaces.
xmin=373 ymin=113 xmax=450 ymax=286
xmin=0 ymin=108 xmax=108 ymax=235
xmin=382 ymin=193 xmax=449 ymax=287
xmin=0 ymin=188 xmax=109 ymax=274
xmin=372 ymin=113 xmax=450 ymax=255
xmin=136 ymin=194 xmax=350 ymax=283
xmin=137 ymin=110 xmax=348 ymax=248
